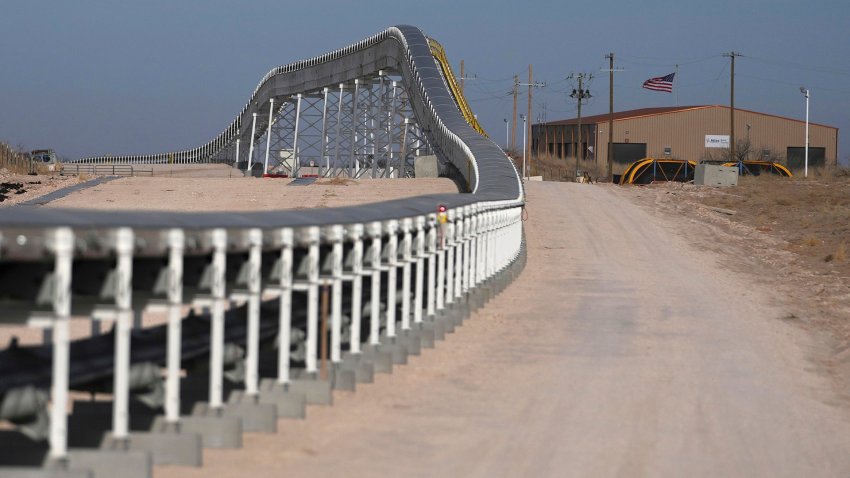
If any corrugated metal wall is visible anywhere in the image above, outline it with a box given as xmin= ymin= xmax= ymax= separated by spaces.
xmin=594 ymin=106 xmax=838 ymax=174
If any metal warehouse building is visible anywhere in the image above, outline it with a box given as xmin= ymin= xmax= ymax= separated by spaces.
xmin=531 ymin=105 xmax=839 ymax=175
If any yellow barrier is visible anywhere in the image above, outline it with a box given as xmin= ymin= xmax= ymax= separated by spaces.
xmin=428 ymin=38 xmax=488 ymax=137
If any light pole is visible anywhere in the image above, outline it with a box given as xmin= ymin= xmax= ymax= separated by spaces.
xmin=800 ymin=87 xmax=810 ymax=177
xmin=520 ymin=114 xmax=527 ymax=180
xmin=503 ymin=118 xmax=509 ymax=151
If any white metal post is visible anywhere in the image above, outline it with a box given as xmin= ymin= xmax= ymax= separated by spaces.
xmin=334 ymin=83 xmax=345 ymax=177
xmin=209 ymin=228 xmax=227 ymax=409
xmin=426 ymin=215 xmax=437 ymax=317
xmin=436 ymin=222 xmax=454 ymax=310
xmin=463 ymin=207 xmax=478 ymax=292
xmin=454 ymin=213 xmax=464 ymax=299
xmin=349 ymin=224 xmax=364 ymax=354
xmin=320 ymin=88 xmax=330 ymax=177
xmin=235 ymin=139 xmax=241 ymax=165
xmin=385 ymin=220 xmax=398 ymax=338
xmin=483 ymin=212 xmax=492 ymax=281
xmin=277 ymin=228 xmax=294 ymax=385
xmin=400 ymin=218 xmax=412 ymax=330
xmin=367 ymin=221 xmax=382 ymax=345
xmin=245 ymin=229 xmax=262 ymax=396
xmin=802 ymin=87 xmax=810 ymax=178
xmin=329 ymin=225 xmax=344 ymax=363
xmin=49 ymin=227 xmax=74 ymax=461
xmin=414 ymin=216 xmax=425 ymax=324
xmin=113 ymin=227 xmax=134 ymax=440
xmin=445 ymin=213 xmax=455 ymax=305
xmin=165 ymin=229 xmax=184 ymax=424
xmin=248 ymin=113 xmax=258 ymax=172
xmin=293 ymin=94 xmax=304 ymax=178
xmin=263 ymin=99 xmax=275 ymax=176
xmin=304 ymin=226 xmax=320 ymax=374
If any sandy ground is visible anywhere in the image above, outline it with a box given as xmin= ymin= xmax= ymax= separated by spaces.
xmin=0 ymin=170 xmax=83 ymax=206
xmin=44 ymin=176 xmax=458 ymax=211
xmin=153 ymin=181 xmax=850 ymax=478
xmin=616 ymin=178 xmax=850 ymax=399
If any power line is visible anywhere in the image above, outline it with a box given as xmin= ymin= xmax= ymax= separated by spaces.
xmin=746 ymin=55 xmax=850 ymax=78
xmin=618 ymin=53 xmax=720 ymax=67
xmin=737 ymin=73 xmax=850 ymax=94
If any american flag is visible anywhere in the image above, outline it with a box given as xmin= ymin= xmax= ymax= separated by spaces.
xmin=642 ymin=73 xmax=675 ymax=93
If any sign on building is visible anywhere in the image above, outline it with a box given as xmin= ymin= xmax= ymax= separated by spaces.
xmin=705 ymin=135 xmax=730 ymax=148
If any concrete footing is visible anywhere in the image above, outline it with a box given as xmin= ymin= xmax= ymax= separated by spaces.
xmin=416 ymin=326 xmax=436 ymax=348
xmin=152 ymin=414 xmax=241 ymax=449
xmin=396 ymin=331 xmax=421 ymax=355
xmin=0 ymin=468 xmax=92 ymax=478
xmin=65 ymin=447 xmax=151 ymax=478
xmin=255 ymin=381 xmax=308 ymax=419
xmin=374 ymin=340 xmax=408 ymax=365
xmin=422 ymin=319 xmax=445 ymax=342
xmin=332 ymin=368 xmax=356 ymax=391
xmin=192 ymin=399 xmax=276 ymax=434
xmin=101 ymin=430 xmax=201 ymax=467
xmin=439 ymin=310 xmax=457 ymax=333
xmin=338 ymin=354 xmax=376 ymax=383
xmin=286 ymin=377 xmax=333 ymax=406
xmin=352 ymin=348 xmax=393 ymax=374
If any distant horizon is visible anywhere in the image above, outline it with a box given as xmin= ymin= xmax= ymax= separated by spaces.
xmin=2 ymin=1 xmax=847 ymax=165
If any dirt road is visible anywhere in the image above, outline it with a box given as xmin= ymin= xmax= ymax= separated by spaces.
xmin=157 ymin=181 xmax=850 ymax=477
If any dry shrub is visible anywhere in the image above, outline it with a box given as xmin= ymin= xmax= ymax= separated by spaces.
xmin=527 ymin=154 xmax=606 ymax=182
xmin=803 ymin=236 xmax=820 ymax=247
xmin=831 ymin=243 xmax=847 ymax=262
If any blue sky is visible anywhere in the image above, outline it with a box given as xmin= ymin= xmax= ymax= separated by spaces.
xmin=1 ymin=0 xmax=848 ymax=163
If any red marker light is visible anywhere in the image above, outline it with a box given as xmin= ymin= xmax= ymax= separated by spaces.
xmin=438 ymin=205 xmax=447 ymax=213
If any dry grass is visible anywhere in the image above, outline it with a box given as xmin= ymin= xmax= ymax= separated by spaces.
xmin=513 ymin=153 xmax=607 ymax=182
xmin=699 ymin=172 xmax=850 ymax=278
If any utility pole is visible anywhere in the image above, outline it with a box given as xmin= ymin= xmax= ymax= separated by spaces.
xmin=517 ymin=66 xmax=545 ymax=174
xmin=527 ymin=65 xmax=533 ymax=168
xmin=723 ymin=52 xmax=742 ymax=161
xmin=568 ymin=73 xmax=593 ymax=179
xmin=602 ymin=53 xmax=624 ymax=182
xmin=458 ymin=60 xmax=476 ymax=94
xmin=512 ymin=75 xmax=519 ymax=151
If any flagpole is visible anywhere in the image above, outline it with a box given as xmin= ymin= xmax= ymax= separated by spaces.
xmin=675 ymin=64 xmax=679 ymax=106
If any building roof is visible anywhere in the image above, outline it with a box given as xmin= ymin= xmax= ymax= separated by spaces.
xmin=540 ymin=105 xmax=837 ymax=130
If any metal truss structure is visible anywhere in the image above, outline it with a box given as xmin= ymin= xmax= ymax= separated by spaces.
xmin=233 ymin=73 xmax=434 ymax=178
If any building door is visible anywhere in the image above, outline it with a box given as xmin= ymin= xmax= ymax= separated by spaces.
xmin=613 ymin=143 xmax=647 ymax=165
xmin=786 ymin=147 xmax=825 ymax=170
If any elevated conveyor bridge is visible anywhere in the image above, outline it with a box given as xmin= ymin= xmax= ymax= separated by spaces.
xmin=0 ymin=25 xmax=525 ymax=476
